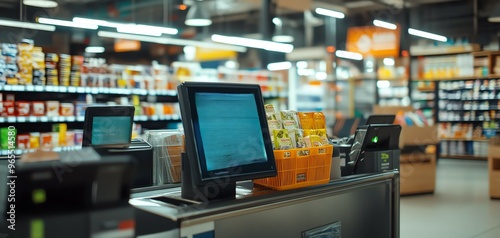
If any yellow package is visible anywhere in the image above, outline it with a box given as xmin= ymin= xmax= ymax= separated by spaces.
xmin=317 ymin=129 xmax=329 ymax=146
xmin=298 ymin=112 xmax=315 ymax=129
xmin=314 ymin=112 xmax=326 ymax=129
xmin=273 ymin=129 xmax=294 ymax=150
xmin=303 ymin=129 xmax=317 ymax=137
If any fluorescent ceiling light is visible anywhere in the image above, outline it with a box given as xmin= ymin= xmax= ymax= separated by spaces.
xmin=0 ymin=19 xmax=55 ymax=31
xmin=97 ymin=31 xmax=247 ymax=53
xmin=73 ymin=17 xmax=124 ymax=28
xmin=335 ymin=50 xmax=363 ymax=60
xmin=373 ymin=20 xmax=397 ymax=30
xmin=211 ymin=34 xmax=293 ymax=53
xmin=85 ymin=46 xmax=105 ymax=53
xmin=38 ymin=17 xmax=98 ymax=29
xmin=377 ymin=80 xmax=391 ymax=88
xmin=117 ymin=24 xmax=178 ymax=36
xmin=408 ymin=28 xmax=447 ymax=42
xmin=383 ymin=58 xmax=395 ymax=66
xmin=23 ymin=0 xmax=58 ymax=8
xmin=315 ymin=8 xmax=345 ymax=19
xmin=272 ymin=35 xmax=294 ymax=43
xmin=267 ymin=61 xmax=292 ymax=71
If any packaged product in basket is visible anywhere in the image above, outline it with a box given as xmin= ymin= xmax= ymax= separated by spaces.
xmin=280 ymin=110 xmax=299 ymax=131
xmin=273 ymin=129 xmax=293 ymax=150
xmin=303 ymin=129 xmax=317 ymax=137
xmin=265 ymin=104 xmax=279 ymax=120
xmin=314 ymin=112 xmax=326 ymax=129
xmin=298 ymin=112 xmax=315 ymax=129
xmin=290 ymin=129 xmax=306 ymax=148
xmin=305 ymin=135 xmax=323 ymax=147
xmin=317 ymin=129 xmax=329 ymax=145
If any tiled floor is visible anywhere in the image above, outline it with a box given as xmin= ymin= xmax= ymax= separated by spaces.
xmin=400 ymin=159 xmax=500 ymax=238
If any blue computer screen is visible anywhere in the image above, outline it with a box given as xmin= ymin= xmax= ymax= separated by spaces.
xmin=91 ymin=116 xmax=131 ymax=145
xmin=195 ymin=92 xmax=268 ymax=171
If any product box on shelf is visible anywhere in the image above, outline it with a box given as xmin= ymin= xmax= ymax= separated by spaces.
xmin=18 ymin=39 xmax=34 ymax=85
xmin=32 ymin=101 xmax=45 ymax=116
xmin=32 ymin=47 xmax=46 ymax=85
xmin=0 ymin=127 xmax=16 ymax=149
xmin=17 ymin=134 xmax=30 ymax=149
xmin=3 ymin=43 xmax=19 ymax=85
xmin=46 ymin=101 xmax=60 ymax=116
xmin=16 ymin=101 xmax=31 ymax=116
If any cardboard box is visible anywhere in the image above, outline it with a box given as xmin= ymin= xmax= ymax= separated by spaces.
xmin=400 ymin=125 xmax=438 ymax=148
xmin=488 ymin=145 xmax=500 ymax=198
xmin=400 ymin=153 xmax=436 ymax=195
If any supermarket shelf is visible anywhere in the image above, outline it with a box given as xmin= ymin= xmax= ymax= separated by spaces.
xmin=410 ymin=44 xmax=481 ymax=56
xmin=0 ymin=114 xmax=181 ymax=123
xmin=0 ymin=85 xmax=178 ymax=96
xmin=0 ymin=146 xmax=82 ymax=156
xmin=416 ymin=87 xmax=435 ymax=92
xmin=441 ymin=97 xmax=500 ymax=101
xmin=439 ymin=154 xmax=487 ymax=160
xmin=413 ymin=75 xmax=500 ymax=81
xmin=438 ymin=118 xmax=498 ymax=122
xmin=440 ymin=87 xmax=500 ymax=91
xmin=440 ymin=138 xmax=489 ymax=142
xmin=440 ymin=108 xmax=500 ymax=111
xmin=0 ymin=85 xmax=286 ymax=99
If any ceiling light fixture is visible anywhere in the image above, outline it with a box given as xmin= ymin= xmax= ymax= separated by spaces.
xmin=23 ymin=0 xmax=58 ymax=8
xmin=37 ymin=17 xmax=98 ymax=29
xmin=116 ymin=24 xmax=177 ymax=37
xmin=488 ymin=4 xmax=500 ymax=22
xmin=373 ymin=20 xmax=397 ymax=30
xmin=211 ymin=34 xmax=293 ymax=53
xmin=335 ymin=50 xmax=363 ymax=60
xmin=0 ymin=19 xmax=55 ymax=31
xmin=272 ymin=17 xmax=294 ymax=43
xmin=97 ymin=31 xmax=246 ymax=53
xmin=408 ymin=28 xmax=447 ymax=42
xmin=315 ymin=8 xmax=345 ymax=19
xmin=85 ymin=46 xmax=105 ymax=53
xmin=267 ymin=61 xmax=292 ymax=71
xmin=73 ymin=17 xmax=124 ymax=28
xmin=185 ymin=1 xmax=212 ymax=26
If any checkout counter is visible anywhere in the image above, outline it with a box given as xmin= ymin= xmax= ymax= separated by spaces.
xmin=1 ymin=83 xmax=402 ymax=238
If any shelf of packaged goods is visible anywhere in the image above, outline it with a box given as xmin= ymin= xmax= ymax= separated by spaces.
xmin=440 ymin=87 xmax=500 ymax=91
xmin=0 ymin=146 xmax=83 ymax=156
xmin=439 ymin=155 xmax=488 ymax=160
xmin=440 ymin=138 xmax=489 ymax=142
xmin=416 ymin=87 xmax=435 ymax=92
xmin=410 ymin=44 xmax=481 ymax=56
xmin=439 ymin=108 xmax=500 ymax=111
xmin=438 ymin=119 xmax=497 ymax=123
xmin=0 ymin=85 xmax=178 ymax=96
xmin=412 ymin=98 xmax=435 ymax=101
xmin=379 ymin=96 xmax=407 ymax=99
xmin=413 ymin=75 xmax=500 ymax=82
xmin=262 ymin=91 xmax=288 ymax=99
xmin=0 ymin=114 xmax=181 ymax=123
xmin=441 ymin=98 xmax=500 ymax=101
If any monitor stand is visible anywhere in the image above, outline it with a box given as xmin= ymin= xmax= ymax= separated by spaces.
xmin=181 ymin=153 xmax=236 ymax=202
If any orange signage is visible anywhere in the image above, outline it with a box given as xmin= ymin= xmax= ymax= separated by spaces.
xmin=346 ymin=26 xmax=400 ymax=57
xmin=114 ymin=39 xmax=141 ymax=52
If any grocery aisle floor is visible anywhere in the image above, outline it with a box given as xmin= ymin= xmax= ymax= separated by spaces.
xmin=400 ymin=159 xmax=500 ymax=238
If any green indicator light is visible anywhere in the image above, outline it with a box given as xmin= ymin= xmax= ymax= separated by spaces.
xmin=372 ymin=136 xmax=379 ymax=143
xmin=33 ymin=189 xmax=46 ymax=204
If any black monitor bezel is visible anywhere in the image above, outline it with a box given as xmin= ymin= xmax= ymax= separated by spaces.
xmin=178 ymin=82 xmax=277 ymax=184
xmin=82 ymin=106 xmax=135 ymax=147
xmin=365 ymin=115 xmax=396 ymax=125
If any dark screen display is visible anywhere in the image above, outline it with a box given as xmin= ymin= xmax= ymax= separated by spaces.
xmin=195 ymin=92 xmax=268 ymax=171
xmin=91 ymin=116 xmax=131 ymax=145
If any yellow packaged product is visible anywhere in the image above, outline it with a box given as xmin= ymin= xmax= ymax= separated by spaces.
xmin=303 ymin=129 xmax=317 ymax=137
xmin=305 ymin=135 xmax=322 ymax=147
xmin=273 ymin=129 xmax=294 ymax=150
xmin=314 ymin=112 xmax=326 ymax=129
xmin=298 ymin=112 xmax=315 ymax=129
xmin=317 ymin=129 xmax=329 ymax=146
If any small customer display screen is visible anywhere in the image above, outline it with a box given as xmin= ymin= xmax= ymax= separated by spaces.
xmin=91 ymin=116 xmax=132 ymax=145
xmin=195 ymin=92 xmax=268 ymax=171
